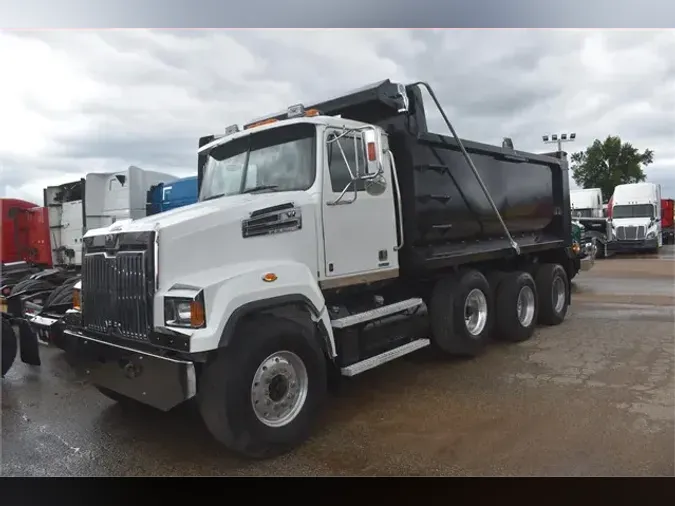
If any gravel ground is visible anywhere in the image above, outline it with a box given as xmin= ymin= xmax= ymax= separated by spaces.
xmin=2 ymin=246 xmax=674 ymax=476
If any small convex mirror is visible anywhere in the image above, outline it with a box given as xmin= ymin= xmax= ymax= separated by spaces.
xmin=364 ymin=173 xmax=387 ymax=196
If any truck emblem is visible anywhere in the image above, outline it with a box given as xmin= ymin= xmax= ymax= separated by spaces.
xmin=105 ymin=234 xmax=117 ymax=249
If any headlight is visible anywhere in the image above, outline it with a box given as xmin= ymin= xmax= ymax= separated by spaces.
xmin=647 ymin=231 xmax=656 ymax=239
xmin=164 ymin=294 xmax=206 ymax=328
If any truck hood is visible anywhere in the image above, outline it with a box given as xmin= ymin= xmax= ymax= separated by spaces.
xmin=85 ymin=191 xmax=320 ymax=291
xmin=84 ymin=192 xmax=309 ymax=236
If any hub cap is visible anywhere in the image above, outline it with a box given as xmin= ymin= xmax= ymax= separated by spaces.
xmin=552 ymin=276 xmax=566 ymax=314
xmin=516 ymin=285 xmax=536 ymax=327
xmin=464 ymin=288 xmax=488 ymax=336
xmin=251 ymin=350 xmax=308 ymax=428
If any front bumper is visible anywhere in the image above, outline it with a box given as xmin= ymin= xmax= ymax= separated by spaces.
xmin=607 ymin=238 xmax=658 ymax=252
xmin=63 ymin=328 xmax=197 ymax=411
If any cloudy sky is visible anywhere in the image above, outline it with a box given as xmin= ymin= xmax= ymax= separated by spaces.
xmin=1 ymin=29 xmax=673 ymax=205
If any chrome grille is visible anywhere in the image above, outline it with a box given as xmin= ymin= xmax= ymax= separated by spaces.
xmin=82 ymin=251 xmax=153 ymax=340
xmin=615 ymin=226 xmax=645 ymax=241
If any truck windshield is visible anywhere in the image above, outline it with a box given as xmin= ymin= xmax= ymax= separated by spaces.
xmin=200 ymin=123 xmax=316 ymax=201
xmin=612 ymin=204 xmax=654 ymax=219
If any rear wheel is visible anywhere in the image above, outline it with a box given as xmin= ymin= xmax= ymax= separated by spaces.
xmin=429 ymin=269 xmax=492 ymax=357
xmin=534 ymin=263 xmax=569 ymax=325
xmin=2 ymin=318 xmax=18 ymax=377
xmin=493 ymin=271 xmax=539 ymax=343
xmin=198 ymin=315 xmax=327 ymax=459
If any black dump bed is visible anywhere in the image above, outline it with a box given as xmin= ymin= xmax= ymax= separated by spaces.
xmin=295 ymin=79 xmax=571 ymax=272
xmin=199 ymin=79 xmax=572 ymax=273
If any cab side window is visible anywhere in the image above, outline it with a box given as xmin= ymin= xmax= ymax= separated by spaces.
xmin=327 ymin=132 xmax=366 ymax=193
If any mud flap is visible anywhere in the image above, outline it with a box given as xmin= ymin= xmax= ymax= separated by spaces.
xmin=16 ymin=319 xmax=41 ymax=366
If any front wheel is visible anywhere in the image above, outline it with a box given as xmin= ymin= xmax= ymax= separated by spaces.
xmin=198 ymin=315 xmax=327 ymax=459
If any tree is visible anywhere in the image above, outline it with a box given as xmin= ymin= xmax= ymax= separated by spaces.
xmin=570 ymin=135 xmax=654 ymax=202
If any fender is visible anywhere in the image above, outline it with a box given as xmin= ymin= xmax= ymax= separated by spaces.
xmin=218 ymin=294 xmax=335 ymax=360
xmin=180 ymin=261 xmax=336 ymax=356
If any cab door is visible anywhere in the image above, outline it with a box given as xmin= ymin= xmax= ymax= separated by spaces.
xmin=320 ymin=127 xmax=400 ymax=287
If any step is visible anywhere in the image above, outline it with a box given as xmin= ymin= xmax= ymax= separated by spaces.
xmin=340 ymin=338 xmax=431 ymax=377
xmin=331 ymin=298 xmax=424 ymax=329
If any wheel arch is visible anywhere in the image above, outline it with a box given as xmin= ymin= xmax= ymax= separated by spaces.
xmin=218 ymin=294 xmax=335 ymax=360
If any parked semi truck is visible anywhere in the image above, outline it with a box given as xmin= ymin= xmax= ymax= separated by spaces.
xmin=146 ymin=176 xmax=198 ymax=215
xmin=61 ymin=79 xmax=578 ymax=458
xmin=1 ymin=198 xmax=52 ymax=290
xmin=661 ymin=198 xmax=674 ymax=245
xmin=607 ymin=182 xmax=662 ymax=254
xmin=571 ymin=188 xmax=603 ymax=218
xmin=570 ymin=188 xmax=612 ymax=259
xmin=2 ymin=166 xmax=178 ymax=377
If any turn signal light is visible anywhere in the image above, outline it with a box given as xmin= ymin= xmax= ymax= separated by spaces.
xmin=190 ymin=300 xmax=205 ymax=328
xmin=73 ymin=289 xmax=81 ymax=310
xmin=367 ymin=142 xmax=377 ymax=161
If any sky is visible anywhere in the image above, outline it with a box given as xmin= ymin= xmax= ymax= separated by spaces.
xmin=0 ymin=29 xmax=673 ymax=205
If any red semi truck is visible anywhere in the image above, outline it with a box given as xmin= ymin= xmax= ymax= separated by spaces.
xmin=1 ymin=198 xmax=53 ymax=293
xmin=662 ymin=198 xmax=674 ymax=245
xmin=1 ymin=198 xmax=54 ymax=376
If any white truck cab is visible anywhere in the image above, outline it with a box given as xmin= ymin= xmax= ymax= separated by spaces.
xmin=608 ymin=182 xmax=662 ymax=253
xmin=571 ymin=188 xmax=604 ymax=218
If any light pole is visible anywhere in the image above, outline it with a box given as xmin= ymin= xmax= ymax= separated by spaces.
xmin=542 ymin=132 xmax=576 ymax=152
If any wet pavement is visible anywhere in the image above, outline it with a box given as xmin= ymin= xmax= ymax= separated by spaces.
xmin=2 ymin=247 xmax=674 ymax=476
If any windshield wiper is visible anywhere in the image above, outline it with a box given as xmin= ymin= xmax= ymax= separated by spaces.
xmin=202 ymin=193 xmax=226 ymax=202
xmin=241 ymin=185 xmax=279 ymax=194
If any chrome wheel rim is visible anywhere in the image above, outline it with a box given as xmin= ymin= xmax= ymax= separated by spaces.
xmin=251 ymin=350 xmax=308 ymax=428
xmin=552 ymin=276 xmax=566 ymax=314
xmin=464 ymin=288 xmax=488 ymax=336
xmin=517 ymin=285 xmax=536 ymax=327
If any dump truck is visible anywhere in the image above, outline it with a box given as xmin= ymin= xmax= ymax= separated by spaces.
xmin=61 ymin=79 xmax=578 ymax=458
xmin=1 ymin=166 xmax=178 ymax=376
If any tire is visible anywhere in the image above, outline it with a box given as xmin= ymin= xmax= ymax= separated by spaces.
xmin=43 ymin=278 xmax=80 ymax=309
xmin=534 ymin=263 xmax=569 ymax=326
xmin=10 ymin=279 xmax=55 ymax=297
xmin=492 ymin=271 xmax=539 ymax=343
xmin=429 ymin=269 xmax=492 ymax=357
xmin=198 ymin=315 xmax=327 ymax=459
xmin=2 ymin=318 xmax=18 ymax=377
